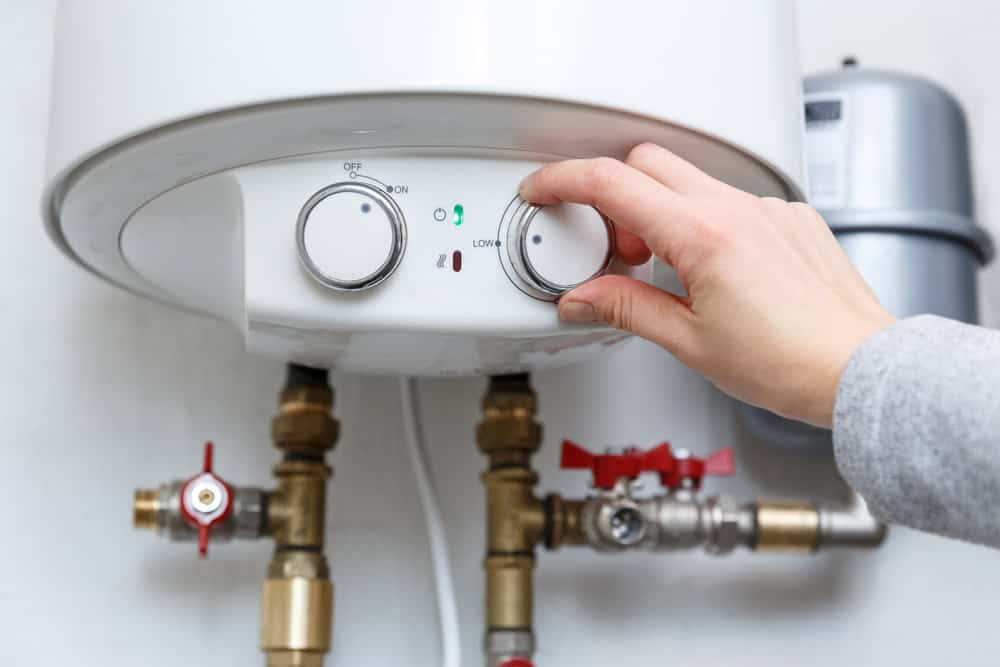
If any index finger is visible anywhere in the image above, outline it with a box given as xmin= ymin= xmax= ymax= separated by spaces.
xmin=518 ymin=157 xmax=697 ymax=266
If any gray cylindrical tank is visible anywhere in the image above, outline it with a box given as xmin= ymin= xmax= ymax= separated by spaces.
xmin=741 ymin=65 xmax=994 ymax=447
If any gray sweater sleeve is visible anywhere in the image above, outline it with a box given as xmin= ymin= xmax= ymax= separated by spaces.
xmin=834 ymin=314 xmax=1000 ymax=548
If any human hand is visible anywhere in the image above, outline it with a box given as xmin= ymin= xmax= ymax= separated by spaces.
xmin=519 ymin=143 xmax=895 ymax=427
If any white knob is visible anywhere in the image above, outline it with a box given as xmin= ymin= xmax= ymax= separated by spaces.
xmin=296 ymin=182 xmax=406 ymax=291
xmin=505 ymin=198 xmax=614 ymax=298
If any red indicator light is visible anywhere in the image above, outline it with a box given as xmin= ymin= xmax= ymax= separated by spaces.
xmin=452 ymin=250 xmax=462 ymax=272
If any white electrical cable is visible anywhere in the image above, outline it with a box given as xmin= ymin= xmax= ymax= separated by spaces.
xmin=398 ymin=377 xmax=462 ymax=667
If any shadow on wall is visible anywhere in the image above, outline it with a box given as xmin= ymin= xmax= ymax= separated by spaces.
xmin=539 ymin=549 xmax=856 ymax=623
xmin=140 ymin=550 xmax=269 ymax=598
xmin=732 ymin=413 xmax=853 ymax=505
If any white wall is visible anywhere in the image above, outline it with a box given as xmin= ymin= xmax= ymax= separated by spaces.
xmin=2 ymin=2 xmax=999 ymax=665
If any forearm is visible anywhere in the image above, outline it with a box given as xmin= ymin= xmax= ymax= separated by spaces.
xmin=834 ymin=315 xmax=1000 ymax=547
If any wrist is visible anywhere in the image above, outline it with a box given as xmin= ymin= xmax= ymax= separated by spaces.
xmin=806 ymin=308 xmax=897 ymax=428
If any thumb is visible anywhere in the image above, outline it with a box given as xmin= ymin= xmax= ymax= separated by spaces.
xmin=557 ymin=275 xmax=695 ymax=356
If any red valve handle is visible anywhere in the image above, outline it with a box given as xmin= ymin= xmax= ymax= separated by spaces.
xmin=178 ymin=442 xmax=233 ymax=558
xmin=499 ymin=661 xmax=534 ymax=667
xmin=560 ymin=440 xmax=734 ymax=490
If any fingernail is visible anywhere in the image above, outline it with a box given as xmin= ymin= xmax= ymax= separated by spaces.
xmin=559 ymin=301 xmax=597 ymax=322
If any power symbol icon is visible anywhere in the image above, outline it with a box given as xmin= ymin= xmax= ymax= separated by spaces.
xmin=433 ymin=207 xmax=447 ymax=222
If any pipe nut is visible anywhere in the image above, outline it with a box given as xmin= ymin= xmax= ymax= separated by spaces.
xmin=272 ymin=412 xmax=339 ymax=452
xmin=704 ymin=496 xmax=751 ymax=554
xmin=476 ymin=420 xmax=542 ymax=455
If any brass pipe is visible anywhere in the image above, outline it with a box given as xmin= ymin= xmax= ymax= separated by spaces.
xmin=261 ymin=364 xmax=337 ymax=667
xmin=261 ymin=551 xmax=333 ymax=667
xmin=754 ymin=500 xmax=820 ymax=552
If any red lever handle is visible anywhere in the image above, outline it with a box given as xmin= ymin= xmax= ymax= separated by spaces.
xmin=178 ymin=442 xmax=233 ymax=557
xmin=560 ymin=440 xmax=734 ymax=490
xmin=499 ymin=660 xmax=534 ymax=667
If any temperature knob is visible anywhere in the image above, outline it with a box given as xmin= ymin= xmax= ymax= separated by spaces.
xmin=296 ymin=182 xmax=407 ymax=291
xmin=501 ymin=197 xmax=614 ymax=300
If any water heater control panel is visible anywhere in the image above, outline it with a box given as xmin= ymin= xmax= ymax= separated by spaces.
xmin=119 ymin=149 xmax=652 ymax=375
xmin=294 ymin=175 xmax=616 ymax=302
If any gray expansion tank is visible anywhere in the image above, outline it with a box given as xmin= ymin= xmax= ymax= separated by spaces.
xmin=741 ymin=64 xmax=994 ymax=447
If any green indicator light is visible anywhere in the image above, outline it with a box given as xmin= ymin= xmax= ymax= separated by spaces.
xmin=453 ymin=204 xmax=464 ymax=227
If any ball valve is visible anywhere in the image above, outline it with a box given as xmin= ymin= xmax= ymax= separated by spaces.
xmin=133 ymin=441 xmax=267 ymax=551
xmin=133 ymin=364 xmax=338 ymax=667
xmin=178 ymin=442 xmax=233 ymax=557
xmin=559 ymin=439 xmax=748 ymax=552
xmin=559 ymin=440 xmax=735 ymax=491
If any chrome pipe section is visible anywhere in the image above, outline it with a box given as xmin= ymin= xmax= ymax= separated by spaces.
xmin=580 ymin=489 xmax=887 ymax=554
xmin=485 ymin=629 xmax=535 ymax=667
xmin=580 ymin=490 xmax=756 ymax=554
xmin=818 ymin=492 xmax=888 ymax=548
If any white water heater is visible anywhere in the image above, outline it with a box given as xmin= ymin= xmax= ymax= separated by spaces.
xmin=44 ymin=1 xmax=806 ymax=375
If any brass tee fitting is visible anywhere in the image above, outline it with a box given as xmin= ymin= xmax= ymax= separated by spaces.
xmin=478 ymin=374 xmax=543 ymax=634
xmin=260 ymin=365 xmax=337 ymax=667
xmin=477 ymin=374 xmax=583 ymax=666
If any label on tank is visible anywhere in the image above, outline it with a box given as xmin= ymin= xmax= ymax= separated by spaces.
xmin=804 ymin=92 xmax=849 ymax=210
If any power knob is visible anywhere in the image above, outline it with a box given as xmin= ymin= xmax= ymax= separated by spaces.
xmin=296 ymin=182 xmax=407 ymax=291
xmin=500 ymin=197 xmax=615 ymax=300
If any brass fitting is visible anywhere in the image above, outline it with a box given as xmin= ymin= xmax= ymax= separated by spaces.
xmin=131 ymin=364 xmax=344 ymax=665
xmin=477 ymin=374 xmax=542 ymax=468
xmin=261 ymin=364 xmax=338 ymax=667
xmin=477 ymin=375 xmax=586 ymax=667
xmin=133 ymin=489 xmax=160 ymax=530
xmin=545 ymin=495 xmax=586 ymax=549
xmin=261 ymin=551 xmax=333 ymax=667
xmin=482 ymin=466 xmax=544 ymax=630
xmin=479 ymin=374 xmax=543 ymax=633
xmin=268 ymin=460 xmax=332 ymax=548
xmin=754 ymin=500 xmax=820 ymax=552
xmin=272 ymin=376 xmax=338 ymax=457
